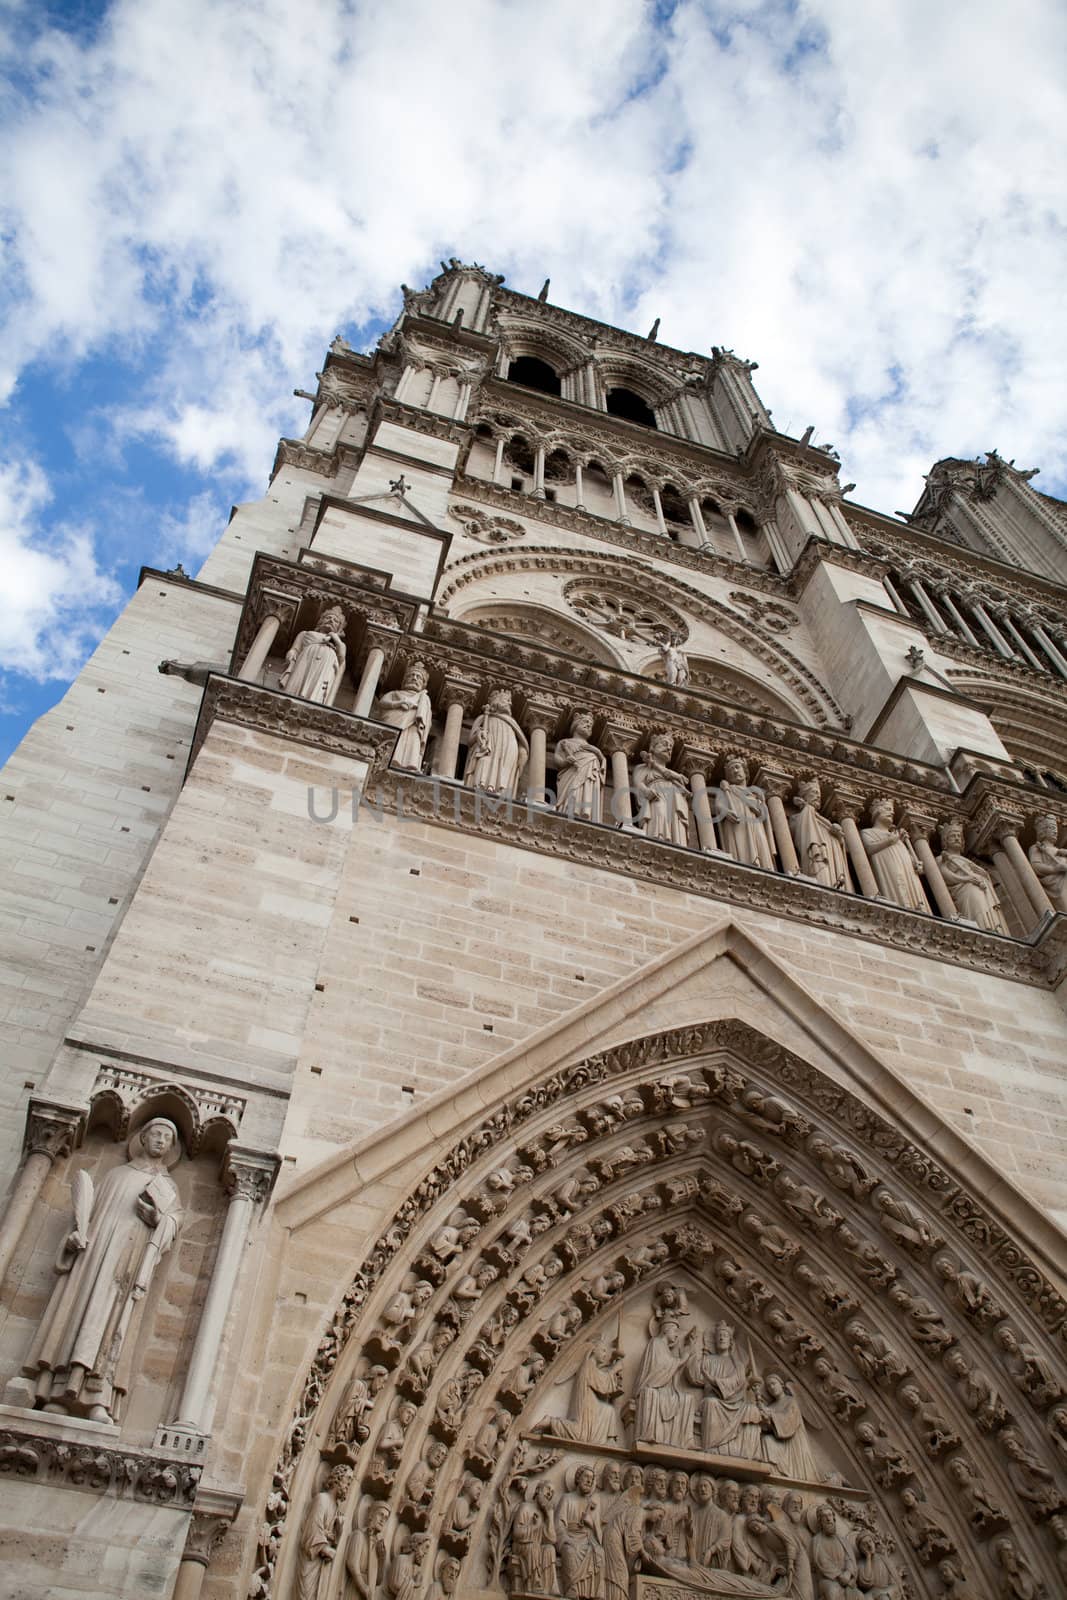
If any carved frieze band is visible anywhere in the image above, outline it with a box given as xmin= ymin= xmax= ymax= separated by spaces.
xmin=0 ymin=1425 xmax=201 ymax=1507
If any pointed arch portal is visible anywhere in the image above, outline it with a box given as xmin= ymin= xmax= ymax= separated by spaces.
xmin=256 ymin=932 xmax=1066 ymax=1600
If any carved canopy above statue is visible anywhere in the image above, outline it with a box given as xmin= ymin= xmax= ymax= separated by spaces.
xmin=256 ymin=930 xmax=1066 ymax=1600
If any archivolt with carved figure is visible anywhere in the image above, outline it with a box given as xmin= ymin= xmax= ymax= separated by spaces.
xmin=258 ymin=1022 xmax=1065 ymax=1600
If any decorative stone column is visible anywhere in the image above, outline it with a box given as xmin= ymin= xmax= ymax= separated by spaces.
xmin=0 ymin=1103 xmax=84 ymax=1287
xmin=574 ymin=461 xmax=585 ymax=511
xmin=994 ymin=609 xmax=1047 ymax=673
xmin=969 ymin=596 xmax=1015 ymax=659
xmin=492 ymin=436 xmax=507 ymax=485
xmin=829 ymin=795 xmax=880 ymax=900
xmin=172 ymin=1489 xmax=241 ymax=1600
xmin=755 ymin=768 xmax=801 ymax=875
xmin=936 ymin=589 xmax=981 ymax=649
xmin=723 ymin=506 xmax=748 ymax=564
xmin=353 ymin=646 xmax=387 ymax=717
xmin=901 ymin=812 xmax=959 ymax=921
xmin=604 ymin=728 xmax=640 ymax=832
xmin=1027 ymin=616 xmax=1067 ymax=680
xmin=903 ymin=575 xmax=948 ymax=635
xmin=651 ymin=487 xmax=668 ymax=537
xmin=686 ymin=495 xmax=708 ymax=549
xmin=533 ymin=444 xmax=546 ymax=499
xmin=164 ymin=1148 xmax=278 ymax=1442
xmin=973 ymin=806 xmax=1056 ymax=926
xmin=432 ymin=683 xmax=477 ymax=781
xmin=612 ymin=472 xmax=630 ymax=525
xmin=681 ymin=752 xmax=721 ymax=853
xmin=522 ymin=702 xmax=558 ymax=806
xmin=238 ymin=613 xmax=283 ymax=683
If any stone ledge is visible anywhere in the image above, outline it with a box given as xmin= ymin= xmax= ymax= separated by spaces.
xmin=187 ymin=675 xmax=400 ymax=774
xmin=0 ymin=1404 xmax=201 ymax=1507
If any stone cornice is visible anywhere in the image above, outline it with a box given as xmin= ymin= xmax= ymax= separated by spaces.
xmin=188 ymin=676 xmax=399 ymax=775
xmin=138 ymin=566 xmax=244 ymax=605
xmin=371 ymin=774 xmax=1067 ymax=989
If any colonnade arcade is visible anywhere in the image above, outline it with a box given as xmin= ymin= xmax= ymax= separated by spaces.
xmin=261 ymin=1016 xmax=1067 ymax=1600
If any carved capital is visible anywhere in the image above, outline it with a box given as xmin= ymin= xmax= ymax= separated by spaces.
xmin=440 ymin=678 xmax=482 ymax=713
xmin=223 ymin=1146 xmax=280 ymax=1207
xmin=23 ymin=1102 xmax=85 ymax=1162
xmin=521 ymin=698 xmax=562 ymax=736
xmin=898 ymin=809 xmax=939 ymax=844
xmin=753 ymin=766 xmax=794 ymax=800
xmin=183 ymin=1487 xmax=242 ymax=1567
xmin=679 ymin=746 xmax=717 ymax=780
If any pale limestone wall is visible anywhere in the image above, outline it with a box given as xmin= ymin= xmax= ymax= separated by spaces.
xmin=203 ymin=798 xmax=1065 ymax=1221
xmin=196 ymin=465 xmax=335 ymax=594
xmin=65 ymin=722 xmax=370 ymax=1134
xmin=0 ymin=579 xmax=239 ymax=1182
xmin=0 ymin=1478 xmax=188 ymax=1599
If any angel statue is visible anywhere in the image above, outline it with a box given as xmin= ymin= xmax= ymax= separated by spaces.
xmin=23 ymin=1117 xmax=183 ymax=1423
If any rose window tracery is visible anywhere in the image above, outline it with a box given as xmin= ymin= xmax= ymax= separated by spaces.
xmin=563 ymin=580 xmax=688 ymax=646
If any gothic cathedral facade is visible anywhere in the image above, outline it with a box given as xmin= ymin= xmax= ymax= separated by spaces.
xmin=0 ymin=262 xmax=1066 ymax=1600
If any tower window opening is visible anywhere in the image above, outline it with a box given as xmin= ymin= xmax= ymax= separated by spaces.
xmin=606 ymin=387 xmax=657 ymax=428
xmin=507 ymin=356 xmax=561 ymax=396
xmin=660 ymin=484 xmax=690 ymax=527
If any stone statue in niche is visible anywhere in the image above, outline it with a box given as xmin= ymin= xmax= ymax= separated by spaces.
xmin=1028 ymin=813 xmax=1067 ymax=911
xmin=463 ymin=688 xmax=529 ymax=796
xmin=790 ymin=778 xmax=852 ymax=889
xmin=376 ymin=660 xmax=433 ymax=772
xmin=686 ymin=1322 xmax=762 ymax=1458
xmin=632 ymin=732 xmax=691 ymax=845
xmin=295 ymin=1463 xmax=351 ymax=1600
xmin=712 ymin=757 xmax=776 ymax=869
xmin=24 ymin=1117 xmax=183 ymax=1423
xmin=936 ymin=821 xmax=1009 ymax=932
xmin=554 ymin=711 xmax=607 ymax=821
xmin=280 ymin=604 xmax=347 ymax=704
xmin=656 ymin=631 xmax=691 ymax=687
xmin=860 ymin=799 xmax=928 ymax=912
xmin=545 ymin=1334 xmax=624 ymax=1443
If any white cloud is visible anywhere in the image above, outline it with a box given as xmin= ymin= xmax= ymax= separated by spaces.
xmin=0 ymin=0 xmax=1064 ymax=690
xmin=0 ymin=459 xmax=122 ymax=679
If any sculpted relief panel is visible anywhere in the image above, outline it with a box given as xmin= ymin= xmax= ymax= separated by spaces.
xmin=259 ymin=1024 xmax=1066 ymax=1600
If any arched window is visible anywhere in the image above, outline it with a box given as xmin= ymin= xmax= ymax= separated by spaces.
xmin=606 ymin=387 xmax=657 ymax=428
xmin=507 ymin=356 xmax=561 ymax=396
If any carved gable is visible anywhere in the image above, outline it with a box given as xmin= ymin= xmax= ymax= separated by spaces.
xmin=251 ymin=923 xmax=1067 ymax=1600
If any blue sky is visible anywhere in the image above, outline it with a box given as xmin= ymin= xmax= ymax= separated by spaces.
xmin=1 ymin=0 xmax=1065 ymax=762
